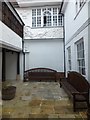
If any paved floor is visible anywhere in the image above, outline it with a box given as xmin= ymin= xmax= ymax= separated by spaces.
xmin=2 ymin=81 xmax=87 ymax=119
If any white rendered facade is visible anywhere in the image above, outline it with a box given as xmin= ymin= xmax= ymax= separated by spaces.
xmin=0 ymin=1 xmax=24 ymax=81
xmin=63 ymin=0 xmax=90 ymax=81
xmin=15 ymin=2 xmax=64 ymax=72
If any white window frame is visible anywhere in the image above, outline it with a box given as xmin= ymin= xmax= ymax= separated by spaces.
xmin=67 ymin=46 xmax=72 ymax=71
xmin=37 ymin=9 xmax=41 ymax=27
xmin=32 ymin=7 xmax=63 ymax=28
xmin=75 ymin=0 xmax=86 ymax=15
xmin=32 ymin=9 xmax=41 ymax=27
xmin=76 ymin=38 xmax=86 ymax=75
xmin=79 ymin=0 xmax=85 ymax=8
xmin=32 ymin=9 xmax=36 ymax=27
xmin=43 ymin=10 xmax=52 ymax=27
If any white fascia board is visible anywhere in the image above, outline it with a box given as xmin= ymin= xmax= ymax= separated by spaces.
xmin=61 ymin=0 xmax=69 ymax=13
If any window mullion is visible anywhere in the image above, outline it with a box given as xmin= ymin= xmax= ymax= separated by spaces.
xmin=57 ymin=8 xmax=58 ymax=26
xmin=51 ymin=8 xmax=53 ymax=26
xmin=41 ymin=9 xmax=43 ymax=27
xmin=36 ymin=9 xmax=37 ymax=27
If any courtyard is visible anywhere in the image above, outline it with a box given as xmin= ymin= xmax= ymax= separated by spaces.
xmin=1 ymin=81 xmax=87 ymax=119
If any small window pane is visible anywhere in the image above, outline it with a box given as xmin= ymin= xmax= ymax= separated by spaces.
xmin=47 ymin=16 xmax=51 ymax=26
xmin=48 ymin=8 xmax=51 ymax=11
xmin=32 ymin=17 xmax=36 ymax=27
xmin=79 ymin=0 xmax=84 ymax=8
xmin=53 ymin=8 xmax=57 ymax=15
xmin=32 ymin=9 xmax=36 ymax=16
xmin=58 ymin=15 xmax=63 ymax=26
xmin=77 ymin=38 xmax=85 ymax=75
xmin=42 ymin=8 xmax=46 ymax=12
xmin=43 ymin=11 xmax=51 ymax=27
xmin=82 ymin=68 xmax=85 ymax=75
xmin=37 ymin=9 xmax=41 ymax=16
xmin=37 ymin=17 xmax=41 ymax=27
xmin=53 ymin=16 xmax=57 ymax=26
xmin=67 ymin=47 xmax=71 ymax=71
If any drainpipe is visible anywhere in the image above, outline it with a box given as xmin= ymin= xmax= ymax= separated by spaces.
xmin=59 ymin=1 xmax=66 ymax=78
xmin=17 ymin=52 xmax=20 ymax=75
xmin=22 ymin=39 xmax=25 ymax=81
xmin=62 ymin=13 xmax=66 ymax=78
xmin=22 ymin=24 xmax=25 ymax=81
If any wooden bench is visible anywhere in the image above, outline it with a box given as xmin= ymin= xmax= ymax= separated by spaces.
xmin=24 ymin=68 xmax=57 ymax=82
xmin=61 ymin=71 xmax=89 ymax=112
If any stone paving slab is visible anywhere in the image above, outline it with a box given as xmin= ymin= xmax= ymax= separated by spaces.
xmin=1 ymin=81 xmax=87 ymax=119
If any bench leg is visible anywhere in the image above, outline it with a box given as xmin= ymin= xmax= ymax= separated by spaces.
xmin=87 ymin=98 xmax=89 ymax=108
xmin=73 ymin=97 xmax=76 ymax=112
xmin=59 ymin=78 xmax=62 ymax=87
xmin=87 ymin=104 xmax=90 ymax=120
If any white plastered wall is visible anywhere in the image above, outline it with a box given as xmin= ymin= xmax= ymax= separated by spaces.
xmin=64 ymin=1 xmax=89 ymax=80
xmin=64 ymin=0 xmax=88 ymax=43
xmin=65 ymin=27 xmax=88 ymax=79
xmin=88 ymin=1 xmax=90 ymax=81
xmin=0 ymin=21 xmax=22 ymax=51
xmin=24 ymin=39 xmax=64 ymax=72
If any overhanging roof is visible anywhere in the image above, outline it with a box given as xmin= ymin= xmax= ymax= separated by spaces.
xmin=10 ymin=0 xmax=63 ymax=8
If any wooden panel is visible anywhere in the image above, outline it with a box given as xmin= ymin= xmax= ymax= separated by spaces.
xmin=0 ymin=1 xmax=2 ymax=20
xmin=2 ymin=2 xmax=23 ymax=38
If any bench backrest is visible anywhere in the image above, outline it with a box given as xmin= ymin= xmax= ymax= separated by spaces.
xmin=67 ymin=71 xmax=89 ymax=92
xmin=25 ymin=68 xmax=57 ymax=72
xmin=29 ymin=72 xmax=56 ymax=76
xmin=24 ymin=67 xmax=57 ymax=81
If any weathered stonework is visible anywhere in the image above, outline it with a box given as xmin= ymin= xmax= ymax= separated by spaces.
xmin=24 ymin=26 xmax=63 ymax=39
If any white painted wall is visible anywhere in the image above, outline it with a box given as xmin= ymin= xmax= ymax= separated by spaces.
xmin=88 ymin=1 xmax=90 ymax=82
xmin=65 ymin=27 xmax=88 ymax=78
xmin=24 ymin=39 xmax=64 ymax=72
xmin=64 ymin=0 xmax=88 ymax=43
xmin=88 ymin=24 xmax=90 ymax=82
xmin=64 ymin=0 xmax=90 ymax=80
xmin=0 ymin=21 xmax=22 ymax=51
xmin=6 ymin=52 xmax=17 ymax=80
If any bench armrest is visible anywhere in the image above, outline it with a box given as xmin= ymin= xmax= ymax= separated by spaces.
xmin=72 ymin=92 xmax=88 ymax=96
xmin=60 ymin=77 xmax=68 ymax=83
xmin=61 ymin=77 xmax=68 ymax=80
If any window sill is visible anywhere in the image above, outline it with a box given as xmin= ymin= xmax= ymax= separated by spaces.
xmin=31 ymin=25 xmax=63 ymax=29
